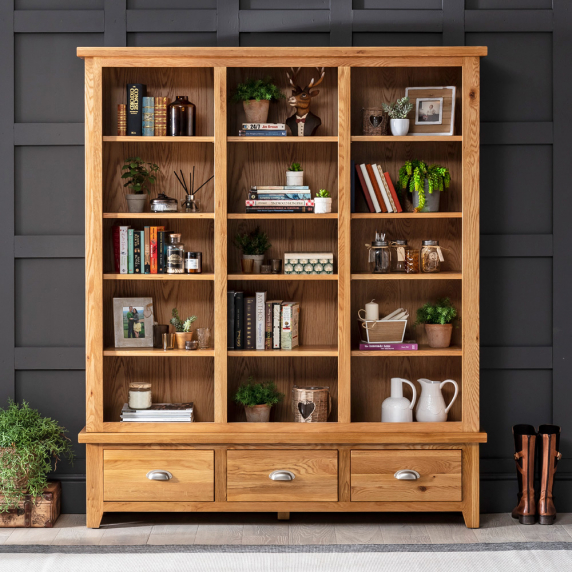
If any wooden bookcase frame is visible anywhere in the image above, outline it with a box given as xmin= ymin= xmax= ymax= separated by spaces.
xmin=78 ymin=47 xmax=487 ymax=529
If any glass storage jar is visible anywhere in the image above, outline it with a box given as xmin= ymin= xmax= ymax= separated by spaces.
xmin=128 ymin=382 xmax=152 ymax=410
xmin=421 ymin=240 xmax=442 ymax=273
xmin=166 ymin=233 xmax=184 ymax=274
xmin=368 ymin=238 xmax=391 ymax=274
xmin=390 ymin=240 xmax=410 ymax=273
xmin=185 ymin=251 xmax=202 ymax=274
xmin=405 ymin=248 xmax=420 ymax=274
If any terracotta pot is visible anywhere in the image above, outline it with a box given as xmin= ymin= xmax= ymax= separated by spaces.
xmin=243 ymin=99 xmax=270 ymax=123
xmin=244 ymin=404 xmax=271 ymax=422
xmin=425 ymin=323 xmax=453 ymax=348
xmin=175 ymin=331 xmax=194 ymax=349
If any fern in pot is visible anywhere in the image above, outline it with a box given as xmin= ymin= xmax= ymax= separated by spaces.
xmin=382 ymin=96 xmax=413 ymax=136
xmin=398 ymin=159 xmax=450 ymax=213
xmin=234 ymin=227 xmax=271 ymax=274
xmin=232 ymin=77 xmax=285 ymax=124
xmin=121 ymin=156 xmax=161 ymax=213
xmin=234 ymin=377 xmax=284 ymax=422
xmin=415 ymin=298 xmax=458 ymax=348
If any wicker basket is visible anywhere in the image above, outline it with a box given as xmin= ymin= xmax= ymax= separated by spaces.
xmin=292 ymin=386 xmax=331 ymax=423
xmin=358 ymin=319 xmax=407 ymax=343
xmin=362 ymin=107 xmax=389 ymax=136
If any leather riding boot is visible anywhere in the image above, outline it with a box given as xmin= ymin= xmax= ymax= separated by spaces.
xmin=512 ymin=424 xmax=537 ymax=524
xmin=538 ymin=424 xmax=562 ymax=525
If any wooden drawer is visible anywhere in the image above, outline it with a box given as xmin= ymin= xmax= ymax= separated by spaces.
xmin=227 ymin=450 xmax=338 ymax=502
xmin=351 ymin=450 xmax=462 ymax=502
xmin=103 ymin=449 xmax=214 ymax=502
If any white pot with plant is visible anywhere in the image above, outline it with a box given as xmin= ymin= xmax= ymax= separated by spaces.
xmin=170 ymin=308 xmax=197 ymax=349
xmin=233 ymin=227 xmax=271 ymax=274
xmin=398 ymin=159 xmax=450 ymax=212
xmin=232 ymin=77 xmax=285 ymax=124
xmin=121 ymin=156 xmax=161 ymax=213
xmin=233 ymin=377 xmax=284 ymax=423
xmin=286 ymin=162 xmax=304 ymax=186
xmin=314 ymin=189 xmax=332 ymax=214
xmin=382 ymin=96 xmax=413 ymax=137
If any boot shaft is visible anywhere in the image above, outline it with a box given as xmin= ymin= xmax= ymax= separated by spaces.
xmin=538 ymin=425 xmax=562 ymax=523
xmin=512 ymin=425 xmax=537 ymax=521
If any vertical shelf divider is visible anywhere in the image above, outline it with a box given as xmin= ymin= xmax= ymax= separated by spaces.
xmin=338 ymin=66 xmax=352 ymax=424
xmin=214 ymin=67 xmax=228 ymax=424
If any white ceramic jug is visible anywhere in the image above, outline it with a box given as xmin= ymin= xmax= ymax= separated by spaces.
xmin=415 ymin=378 xmax=459 ymax=422
xmin=381 ymin=378 xmax=417 ymax=422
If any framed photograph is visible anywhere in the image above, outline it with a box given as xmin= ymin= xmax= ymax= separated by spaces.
xmin=113 ymin=297 xmax=154 ymax=348
xmin=405 ymin=86 xmax=456 ymax=136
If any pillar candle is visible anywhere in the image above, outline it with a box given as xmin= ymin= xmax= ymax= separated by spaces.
xmin=365 ymin=299 xmax=379 ymax=321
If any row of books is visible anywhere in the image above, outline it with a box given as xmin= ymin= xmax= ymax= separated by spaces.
xmin=113 ymin=225 xmax=171 ymax=274
xmin=121 ymin=403 xmax=194 ymax=423
xmin=227 ymin=291 xmax=300 ymax=350
xmin=355 ymin=162 xmax=403 ymax=214
xmin=121 ymin=84 xmax=169 ymax=137
xmin=246 ymin=186 xmax=314 ymax=213
xmin=238 ymin=122 xmax=286 ymax=137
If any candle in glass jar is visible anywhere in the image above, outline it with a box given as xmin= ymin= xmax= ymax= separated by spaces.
xmin=365 ymin=299 xmax=379 ymax=321
xmin=128 ymin=382 xmax=152 ymax=410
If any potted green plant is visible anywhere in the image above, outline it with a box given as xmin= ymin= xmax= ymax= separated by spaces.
xmin=0 ymin=400 xmax=74 ymax=512
xmin=170 ymin=308 xmax=197 ymax=349
xmin=314 ymin=189 xmax=332 ymax=214
xmin=232 ymin=77 xmax=285 ymax=124
xmin=398 ymin=159 xmax=450 ymax=213
xmin=382 ymin=96 xmax=413 ymax=136
xmin=121 ymin=156 xmax=161 ymax=213
xmin=233 ymin=227 xmax=271 ymax=274
xmin=415 ymin=297 xmax=458 ymax=348
xmin=234 ymin=377 xmax=284 ymax=422
xmin=286 ymin=162 xmax=303 ymax=187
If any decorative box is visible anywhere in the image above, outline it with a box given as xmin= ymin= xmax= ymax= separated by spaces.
xmin=0 ymin=481 xmax=61 ymax=528
xmin=284 ymin=253 xmax=334 ymax=275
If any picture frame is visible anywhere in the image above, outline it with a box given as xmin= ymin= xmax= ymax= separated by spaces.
xmin=415 ymin=97 xmax=443 ymax=125
xmin=113 ymin=297 xmax=154 ymax=348
xmin=405 ymin=86 xmax=456 ymax=136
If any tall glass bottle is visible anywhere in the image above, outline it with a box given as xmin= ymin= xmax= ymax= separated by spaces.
xmin=166 ymin=233 xmax=184 ymax=274
xmin=168 ymin=96 xmax=196 ymax=136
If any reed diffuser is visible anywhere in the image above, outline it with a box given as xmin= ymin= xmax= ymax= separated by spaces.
xmin=173 ymin=167 xmax=214 ymax=213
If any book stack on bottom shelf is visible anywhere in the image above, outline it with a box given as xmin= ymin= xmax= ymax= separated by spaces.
xmin=121 ymin=403 xmax=194 ymax=423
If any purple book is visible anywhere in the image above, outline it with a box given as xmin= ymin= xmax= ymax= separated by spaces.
xmin=359 ymin=342 xmax=418 ymax=351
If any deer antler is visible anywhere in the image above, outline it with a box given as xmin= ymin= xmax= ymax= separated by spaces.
xmin=286 ymin=67 xmax=302 ymax=91
xmin=307 ymin=67 xmax=325 ymax=89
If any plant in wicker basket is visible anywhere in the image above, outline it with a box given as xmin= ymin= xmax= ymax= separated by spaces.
xmin=0 ymin=400 xmax=74 ymax=512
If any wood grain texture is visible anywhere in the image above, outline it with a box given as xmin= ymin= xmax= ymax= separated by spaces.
xmin=351 ymin=450 xmax=462 ymax=502
xmin=103 ymin=449 xmax=214 ymax=502
xmin=227 ymin=450 xmax=338 ymax=502
xmin=338 ymin=447 xmax=351 ymax=502
xmin=86 ymin=444 xmax=103 ymax=528
xmin=215 ymin=447 xmax=227 ymax=502
xmin=462 ymin=443 xmax=480 ymax=528
xmin=104 ymin=136 xmax=214 ymax=143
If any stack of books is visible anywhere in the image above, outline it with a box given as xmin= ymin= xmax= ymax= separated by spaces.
xmin=228 ymin=291 xmax=300 ymax=351
xmin=121 ymin=403 xmax=194 ymax=422
xmin=246 ymin=186 xmax=314 ymax=213
xmin=355 ymin=162 xmax=403 ymax=213
xmin=239 ymin=122 xmax=287 ymax=137
xmin=113 ymin=225 xmax=174 ymax=274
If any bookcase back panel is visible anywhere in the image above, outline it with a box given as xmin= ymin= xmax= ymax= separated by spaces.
xmin=350 ymin=280 xmax=462 ymax=349
xmin=103 ymin=142 xmax=215 ymax=213
xmin=103 ymin=218 xmax=215 ymax=274
xmin=103 ymin=356 xmax=214 ymax=422
xmin=350 ymin=67 xmax=462 ymax=137
xmin=227 ymin=356 xmax=338 ymax=423
xmin=227 ymin=141 xmax=338 ymax=213
xmin=227 ymin=280 xmax=338 ymax=348
xmin=102 ymin=281 xmax=214 ymax=348
xmin=351 ymin=356 xmax=462 ymax=423
xmin=351 ymin=218 xmax=462 ymax=274
xmin=226 ymin=67 xmax=338 ymax=137
xmin=352 ymin=141 xmax=462 ymax=213
xmin=102 ymin=67 xmax=214 ymax=137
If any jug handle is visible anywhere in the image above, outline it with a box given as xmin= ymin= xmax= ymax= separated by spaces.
xmin=401 ymin=379 xmax=417 ymax=410
xmin=440 ymin=379 xmax=459 ymax=414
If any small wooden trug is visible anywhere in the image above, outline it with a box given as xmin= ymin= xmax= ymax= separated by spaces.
xmin=0 ymin=481 xmax=61 ymax=528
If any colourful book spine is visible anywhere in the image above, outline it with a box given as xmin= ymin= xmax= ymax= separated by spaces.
xmin=142 ymin=96 xmax=154 ymax=137
xmin=272 ymin=302 xmax=283 ymax=349
xmin=359 ymin=342 xmax=418 ymax=351
xmin=281 ymin=302 xmax=300 ymax=350
xmin=245 ymin=207 xmax=314 ymax=213
xmin=242 ymin=123 xmax=286 ymax=130
xmin=154 ymin=97 xmax=169 ymax=137
xmin=126 ymin=84 xmax=146 ymax=136
xmin=227 ymin=291 xmax=235 ymax=350
xmin=117 ymin=104 xmax=126 ymax=136
xmin=112 ymin=226 xmax=121 ymax=273
xmin=355 ymin=163 xmax=375 ymax=213
xmin=264 ymin=301 xmax=273 ymax=350
xmin=119 ymin=226 xmax=129 ymax=274
xmin=157 ymin=230 xmax=169 ymax=274
xmin=247 ymin=192 xmax=312 ymax=200
xmin=128 ymin=229 xmax=134 ymax=274
xmin=150 ymin=227 xmax=158 ymax=274
xmin=238 ymin=130 xmax=287 ymax=136
xmin=244 ymin=296 xmax=256 ymax=350
xmin=255 ymin=291 xmax=267 ymax=350
xmin=252 ymin=186 xmax=309 ymax=190
xmin=234 ymin=292 xmax=244 ymax=350
xmin=246 ymin=200 xmax=314 ymax=207
xmin=133 ymin=231 xmax=142 ymax=274
xmin=144 ymin=226 xmax=150 ymax=273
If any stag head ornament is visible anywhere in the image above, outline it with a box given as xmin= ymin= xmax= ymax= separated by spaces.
xmin=285 ymin=67 xmax=325 ymax=137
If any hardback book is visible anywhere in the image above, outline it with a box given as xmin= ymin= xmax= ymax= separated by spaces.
xmin=244 ymin=296 xmax=256 ymax=350
xmin=112 ymin=226 xmax=121 ymax=273
xmin=157 ymin=230 xmax=170 ymax=274
xmin=144 ymin=226 xmax=150 ymax=273
xmin=252 ymin=186 xmax=309 ymax=190
xmin=246 ymin=207 xmax=315 ymax=213
xmin=365 ymin=164 xmax=386 ymax=213
xmin=246 ymin=200 xmax=314 ymax=207
xmin=247 ymin=192 xmax=312 ymax=200
xmin=256 ymin=291 xmax=267 ymax=350
xmin=376 ymin=165 xmax=397 ymax=212
xmin=117 ymin=104 xmax=127 ymax=136
xmin=281 ymin=302 xmax=300 ymax=350
xmin=272 ymin=301 xmax=283 ymax=349
xmin=126 ymin=84 xmax=146 ymax=136
xmin=371 ymin=164 xmax=393 ymax=213
xmin=384 ymin=170 xmax=403 ymax=213
xmin=234 ymin=292 xmax=244 ymax=350
xmin=239 ymin=130 xmax=287 ymax=136
xmin=128 ymin=229 xmax=134 ymax=274
xmin=265 ymin=300 xmax=276 ymax=350
xmin=150 ymin=226 xmax=164 ymax=274
xmin=359 ymin=342 xmax=418 ymax=351
xmin=242 ymin=123 xmax=286 ymax=130
xmin=154 ymin=96 xmax=169 ymax=137
xmin=119 ymin=225 xmax=129 ymax=274
xmin=142 ymin=96 xmax=154 ymax=136
xmin=227 ymin=290 xmax=235 ymax=350
xmin=133 ymin=230 xmax=142 ymax=274
xmin=122 ymin=403 xmax=194 ymax=414
xmin=355 ymin=163 xmax=375 ymax=213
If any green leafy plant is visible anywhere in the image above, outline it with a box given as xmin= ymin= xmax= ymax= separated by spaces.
xmin=233 ymin=227 xmax=272 ymax=256
xmin=0 ymin=400 xmax=74 ymax=512
xmin=382 ymin=96 xmax=413 ymax=119
xmin=233 ymin=377 xmax=284 ymax=408
xmin=316 ymin=189 xmax=331 ymax=198
xmin=121 ymin=157 xmax=161 ymax=195
xmin=170 ymin=308 xmax=197 ymax=332
xmin=287 ymin=162 xmax=302 ymax=172
xmin=398 ymin=159 xmax=450 ymax=212
xmin=415 ymin=298 xmax=458 ymax=326
xmin=231 ymin=77 xmax=285 ymax=103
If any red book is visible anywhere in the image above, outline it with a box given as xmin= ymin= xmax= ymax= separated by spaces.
xmin=112 ymin=226 xmax=121 ymax=273
xmin=384 ymin=172 xmax=403 ymax=213
xmin=366 ymin=164 xmax=387 ymax=213
xmin=355 ymin=163 xmax=375 ymax=213
xmin=150 ymin=227 xmax=158 ymax=274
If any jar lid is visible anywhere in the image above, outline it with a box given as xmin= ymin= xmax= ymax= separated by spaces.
xmin=129 ymin=382 xmax=151 ymax=390
xmin=372 ymin=240 xmax=388 ymax=246
xmin=150 ymin=193 xmax=177 ymax=205
xmin=394 ymin=240 xmax=407 ymax=245
xmin=185 ymin=252 xmax=201 ymax=258
xmin=422 ymin=240 xmax=439 ymax=246
xmin=169 ymin=233 xmax=182 ymax=241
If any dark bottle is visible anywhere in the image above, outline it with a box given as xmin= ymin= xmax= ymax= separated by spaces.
xmin=168 ymin=95 xmax=196 ymax=136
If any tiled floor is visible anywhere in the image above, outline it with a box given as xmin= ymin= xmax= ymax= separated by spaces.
xmin=2 ymin=513 xmax=572 ymax=546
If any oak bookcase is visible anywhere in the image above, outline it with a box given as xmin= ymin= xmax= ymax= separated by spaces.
xmin=78 ymin=47 xmax=487 ymax=529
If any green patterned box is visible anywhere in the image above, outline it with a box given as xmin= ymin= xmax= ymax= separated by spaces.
xmin=283 ymin=252 xmax=334 ymax=275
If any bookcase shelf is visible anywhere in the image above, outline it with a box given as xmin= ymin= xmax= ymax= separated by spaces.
xmin=104 ymin=136 xmax=214 ymax=143
xmin=103 ymin=213 xmax=214 ymax=219
xmin=227 ymin=136 xmax=338 ymax=143
xmin=351 ymin=345 xmax=462 ymax=357
xmin=351 ymin=136 xmax=463 ymax=142
xmin=229 ymin=345 xmax=338 ymax=357
xmin=228 ymin=213 xmax=338 ymax=220
xmin=351 ymin=272 xmax=462 ymax=280
xmin=103 ymin=273 xmax=215 ymax=280
xmin=351 ymin=212 xmax=462 ymax=219
xmin=104 ymin=348 xmax=215 ymax=357
xmin=227 ymin=274 xmax=338 ymax=281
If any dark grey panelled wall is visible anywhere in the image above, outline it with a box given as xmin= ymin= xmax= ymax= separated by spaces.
xmin=2 ymin=0 xmax=569 ymax=513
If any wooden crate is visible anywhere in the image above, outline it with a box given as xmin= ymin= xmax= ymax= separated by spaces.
xmin=0 ymin=481 xmax=61 ymax=528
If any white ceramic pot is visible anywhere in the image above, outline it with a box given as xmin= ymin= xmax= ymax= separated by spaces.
xmin=390 ymin=118 xmax=410 ymax=137
xmin=314 ymin=197 xmax=332 ymax=214
xmin=126 ymin=194 xmax=147 ymax=213
xmin=243 ymin=254 xmax=265 ymax=274
xmin=381 ymin=378 xmax=417 ymax=423
xmin=415 ymin=378 xmax=459 ymax=422
xmin=286 ymin=170 xmax=304 ymax=186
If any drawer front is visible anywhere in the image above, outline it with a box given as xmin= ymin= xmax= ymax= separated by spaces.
xmin=351 ymin=450 xmax=462 ymax=502
xmin=227 ymin=450 xmax=338 ymax=502
xmin=103 ymin=449 xmax=214 ymax=502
